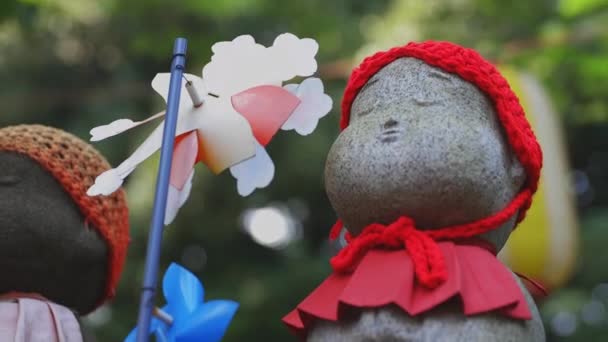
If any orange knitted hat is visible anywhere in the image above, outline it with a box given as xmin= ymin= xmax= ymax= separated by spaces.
xmin=0 ymin=124 xmax=129 ymax=309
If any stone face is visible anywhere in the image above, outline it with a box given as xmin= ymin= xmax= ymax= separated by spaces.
xmin=324 ymin=57 xmax=525 ymax=251
xmin=315 ymin=57 xmax=545 ymax=341
xmin=0 ymin=152 xmax=107 ymax=314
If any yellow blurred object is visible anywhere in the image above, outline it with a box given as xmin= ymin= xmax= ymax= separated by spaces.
xmin=498 ymin=67 xmax=579 ymax=291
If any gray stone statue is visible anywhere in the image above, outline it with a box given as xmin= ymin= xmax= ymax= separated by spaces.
xmin=284 ymin=41 xmax=545 ymax=342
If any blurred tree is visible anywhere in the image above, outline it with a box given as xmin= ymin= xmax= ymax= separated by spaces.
xmin=0 ymin=0 xmax=606 ymax=341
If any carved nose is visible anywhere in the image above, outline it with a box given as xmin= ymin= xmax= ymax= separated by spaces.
xmin=383 ymin=119 xmax=399 ymax=129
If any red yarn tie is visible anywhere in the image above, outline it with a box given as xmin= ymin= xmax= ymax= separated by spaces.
xmin=329 ymin=220 xmax=344 ymax=240
xmin=330 ymin=217 xmax=448 ymax=289
xmin=328 ymin=190 xmax=532 ymax=289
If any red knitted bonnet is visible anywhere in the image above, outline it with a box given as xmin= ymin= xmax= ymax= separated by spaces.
xmin=340 ymin=41 xmax=543 ymax=224
xmin=0 ymin=124 xmax=130 ymax=310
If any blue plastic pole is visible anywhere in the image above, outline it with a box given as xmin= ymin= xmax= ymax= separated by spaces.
xmin=135 ymin=37 xmax=187 ymax=342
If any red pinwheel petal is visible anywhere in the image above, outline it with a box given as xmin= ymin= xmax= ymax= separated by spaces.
xmin=231 ymin=85 xmax=301 ymax=146
xmin=170 ymin=131 xmax=199 ymax=190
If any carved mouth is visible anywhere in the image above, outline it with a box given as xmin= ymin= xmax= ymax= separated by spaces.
xmin=378 ymin=129 xmax=401 ymax=143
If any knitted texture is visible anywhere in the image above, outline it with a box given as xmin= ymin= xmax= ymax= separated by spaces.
xmin=341 ymin=41 xmax=543 ymax=224
xmin=0 ymin=125 xmax=129 ymax=308
xmin=332 ymin=217 xmax=448 ymax=288
xmin=330 ymin=177 xmax=533 ymax=288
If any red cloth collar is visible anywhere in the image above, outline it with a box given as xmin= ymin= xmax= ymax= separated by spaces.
xmin=329 ymin=189 xmax=531 ymax=289
xmin=283 ymin=241 xmax=534 ymax=339
xmin=283 ymin=190 xmax=545 ymax=339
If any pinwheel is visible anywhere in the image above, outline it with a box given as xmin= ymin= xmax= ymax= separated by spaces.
xmin=85 ymin=35 xmax=332 ymax=341
xmin=86 ymin=33 xmax=332 ymax=224
xmin=124 ymin=263 xmax=238 ymax=342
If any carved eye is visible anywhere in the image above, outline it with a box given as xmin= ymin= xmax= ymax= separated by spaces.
xmin=428 ymin=69 xmax=453 ymax=81
xmin=412 ymin=97 xmax=440 ymax=107
xmin=357 ymin=107 xmax=374 ymax=117
xmin=361 ymin=77 xmax=379 ymax=92
xmin=0 ymin=175 xmax=21 ymax=186
xmin=353 ymin=77 xmax=382 ymax=118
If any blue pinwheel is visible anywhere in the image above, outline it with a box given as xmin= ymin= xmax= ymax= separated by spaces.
xmin=125 ymin=263 xmax=239 ymax=342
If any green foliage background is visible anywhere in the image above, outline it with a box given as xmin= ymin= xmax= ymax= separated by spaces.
xmin=0 ymin=0 xmax=606 ymax=341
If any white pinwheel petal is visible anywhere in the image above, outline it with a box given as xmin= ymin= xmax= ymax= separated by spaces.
xmin=281 ymin=77 xmax=333 ymax=135
xmin=229 ymin=141 xmax=274 ymax=197
xmin=202 ymin=33 xmax=320 ymax=97
xmin=89 ymin=112 xmax=165 ymax=142
xmin=269 ymin=33 xmax=318 ymax=80
xmin=86 ymin=169 xmax=123 ymax=196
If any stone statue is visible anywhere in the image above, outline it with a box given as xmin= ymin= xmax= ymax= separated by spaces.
xmin=284 ymin=41 xmax=546 ymax=342
xmin=0 ymin=125 xmax=130 ymax=341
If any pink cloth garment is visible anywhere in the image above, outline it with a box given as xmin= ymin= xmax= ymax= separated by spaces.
xmin=0 ymin=297 xmax=83 ymax=342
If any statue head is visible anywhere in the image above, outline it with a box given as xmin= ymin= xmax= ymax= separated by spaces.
xmin=324 ymin=42 xmax=542 ymax=251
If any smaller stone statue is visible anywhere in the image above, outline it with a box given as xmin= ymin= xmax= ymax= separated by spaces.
xmin=0 ymin=124 xmax=130 ymax=341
